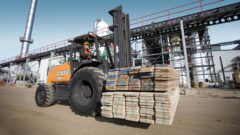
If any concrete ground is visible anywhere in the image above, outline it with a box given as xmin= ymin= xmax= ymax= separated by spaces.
xmin=0 ymin=87 xmax=240 ymax=135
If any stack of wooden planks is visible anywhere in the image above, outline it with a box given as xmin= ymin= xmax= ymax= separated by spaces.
xmin=105 ymin=69 xmax=118 ymax=90
xmin=141 ymin=79 xmax=154 ymax=91
xmin=139 ymin=67 xmax=155 ymax=92
xmin=101 ymin=93 xmax=113 ymax=118
xmin=101 ymin=90 xmax=180 ymax=125
xmin=117 ymin=75 xmax=129 ymax=90
xmin=125 ymin=93 xmax=140 ymax=121
xmin=117 ymin=68 xmax=129 ymax=90
xmin=105 ymin=65 xmax=179 ymax=92
xmin=155 ymin=88 xmax=180 ymax=125
xmin=139 ymin=93 xmax=155 ymax=123
xmin=154 ymin=66 xmax=180 ymax=92
xmin=112 ymin=93 xmax=125 ymax=119
xmin=128 ymin=75 xmax=141 ymax=91
xmin=101 ymin=65 xmax=180 ymax=125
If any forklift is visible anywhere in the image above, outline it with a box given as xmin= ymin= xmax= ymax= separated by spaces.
xmin=35 ymin=6 xmax=131 ymax=116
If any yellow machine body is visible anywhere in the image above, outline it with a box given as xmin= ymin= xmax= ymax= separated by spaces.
xmin=47 ymin=63 xmax=71 ymax=84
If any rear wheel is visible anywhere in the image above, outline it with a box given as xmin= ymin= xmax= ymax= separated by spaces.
xmin=69 ymin=67 xmax=106 ymax=116
xmin=35 ymin=84 xmax=56 ymax=107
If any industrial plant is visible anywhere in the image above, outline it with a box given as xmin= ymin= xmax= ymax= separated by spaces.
xmin=0 ymin=0 xmax=239 ymax=135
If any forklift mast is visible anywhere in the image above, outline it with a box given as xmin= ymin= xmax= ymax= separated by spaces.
xmin=109 ymin=6 xmax=132 ymax=68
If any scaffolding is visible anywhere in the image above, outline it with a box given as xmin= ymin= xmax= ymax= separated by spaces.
xmin=131 ymin=25 xmax=217 ymax=87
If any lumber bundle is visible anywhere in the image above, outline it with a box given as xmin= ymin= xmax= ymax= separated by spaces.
xmin=105 ymin=69 xmax=118 ymax=91
xmin=117 ymin=75 xmax=129 ymax=90
xmin=101 ymin=93 xmax=113 ymax=118
xmin=139 ymin=93 xmax=155 ymax=123
xmin=128 ymin=75 xmax=141 ymax=91
xmin=141 ymin=79 xmax=154 ymax=91
xmin=101 ymin=89 xmax=180 ymax=125
xmin=155 ymin=88 xmax=180 ymax=125
xmin=125 ymin=93 xmax=140 ymax=121
xmin=154 ymin=66 xmax=179 ymax=80
xmin=101 ymin=65 xmax=180 ymax=125
xmin=154 ymin=66 xmax=180 ymax=92
xmin=105 ymin=65 xmax=179 ymax=92
xmin=112 ymin=93 xmax=125 ymax=119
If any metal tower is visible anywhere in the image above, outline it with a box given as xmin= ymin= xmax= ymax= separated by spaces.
xmin=20 ymin=0 xmax=38 ymax=58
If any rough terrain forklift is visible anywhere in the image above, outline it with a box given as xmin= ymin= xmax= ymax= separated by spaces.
xmin=35 ymin=6 xmax=131 ymax=116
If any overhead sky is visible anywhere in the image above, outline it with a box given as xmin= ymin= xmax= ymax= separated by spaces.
xmin=0 ymin=0 xmax=239 ymax=60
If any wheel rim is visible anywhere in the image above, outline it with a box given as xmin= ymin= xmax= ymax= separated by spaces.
xmin=72 ymin=80 xmax=93 ymax=106
xmin=82 ymin=84 xmax=93 ymax=98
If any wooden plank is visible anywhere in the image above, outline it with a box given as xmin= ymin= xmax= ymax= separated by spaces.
xmin=128 ymin=66 xmax=141 ymax=75
xmin=118 ymin=68 xmax=130 ymax=75
xmin=139 ymin=66 xmax=154 ymax=73
xmin=117 ymin=86 xmax=128 ymax=90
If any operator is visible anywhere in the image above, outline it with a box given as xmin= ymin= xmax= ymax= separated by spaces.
xmin=80 ymin=41 xmax=92 ymax=60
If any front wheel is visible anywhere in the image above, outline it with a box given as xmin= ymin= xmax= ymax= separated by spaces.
xmin=35 ymin=84 xmax=56 ymax=107
xmin=69 ymin=67 xmax=105 ymax=116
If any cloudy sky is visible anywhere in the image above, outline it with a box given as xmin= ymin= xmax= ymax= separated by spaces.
xmin=0 ymin=0 xmax=239 ymax=60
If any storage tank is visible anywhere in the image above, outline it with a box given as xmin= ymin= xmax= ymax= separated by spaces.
xmin=170 ymin=35 xmax=187 ymax=86
xmin=172 ymin=47 xmax=187 ymax=86
xmin=94 ymin=18 xmax=112 ymax=57
xmin=190 ymin=32 xmax=209 ymax=82
xmin=94 ymin=18 xmax=110 ymax=37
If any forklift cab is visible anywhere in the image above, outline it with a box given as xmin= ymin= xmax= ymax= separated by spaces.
xmin=68 ymin=32 xmax=104 ymax=74
xmin=70 ymin=33 xmax=97 ymax=60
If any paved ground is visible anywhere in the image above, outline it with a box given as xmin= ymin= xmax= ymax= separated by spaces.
xmin=0 ymin=86 xmax=240 ymax=135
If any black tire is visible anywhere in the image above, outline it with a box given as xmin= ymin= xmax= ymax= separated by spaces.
xmin=69 ymin=67 xmax=106 ymax=116
xmin=35 ymin=84 xmax=56 ymax=107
